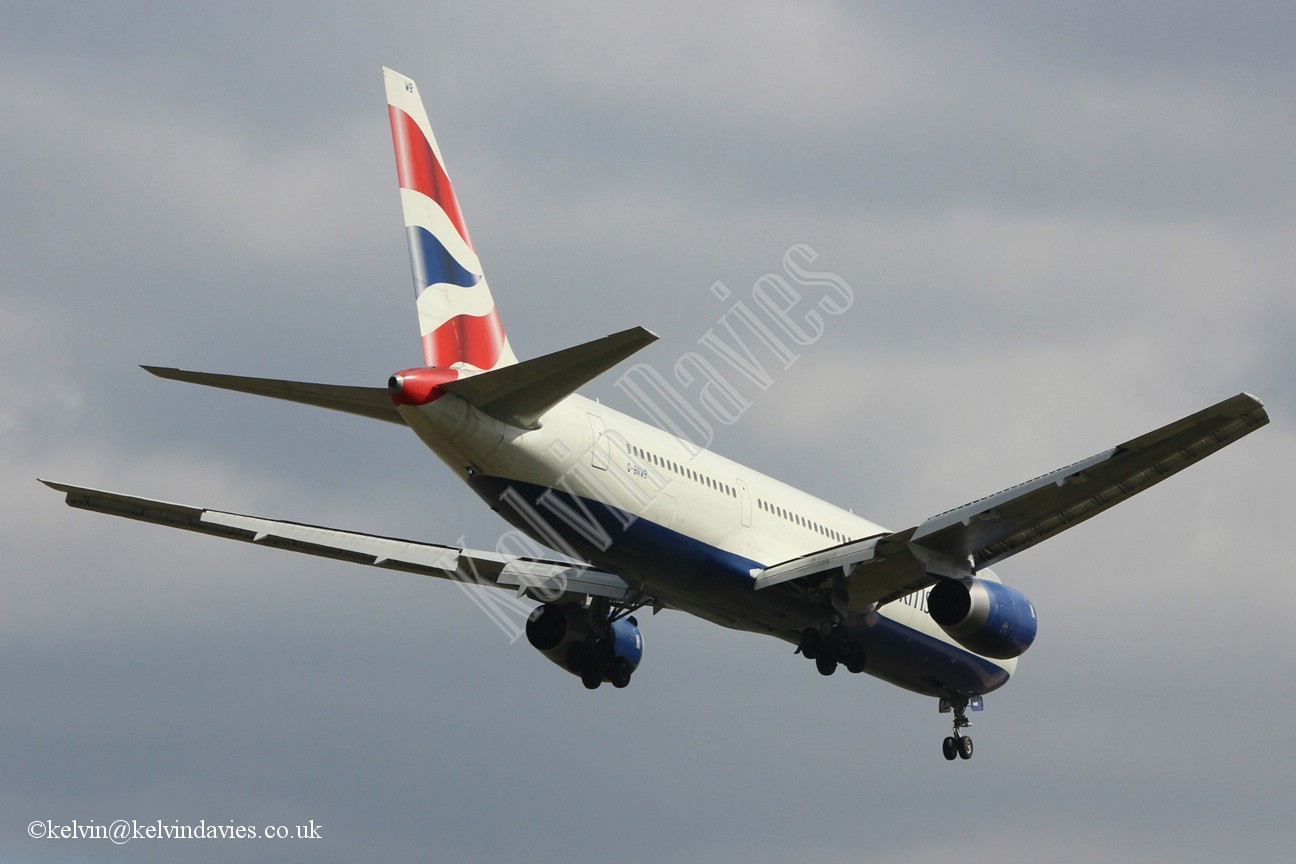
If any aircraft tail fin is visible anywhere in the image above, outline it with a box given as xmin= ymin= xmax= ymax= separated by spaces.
xmin=384 ymin=67 xmax=517 ymax=372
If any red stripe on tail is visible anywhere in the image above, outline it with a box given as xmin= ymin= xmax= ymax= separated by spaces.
xmin=388 ymin=106 xmax=473 ymax=250
xmin=421 ymin=310 xmax=508 ymax=370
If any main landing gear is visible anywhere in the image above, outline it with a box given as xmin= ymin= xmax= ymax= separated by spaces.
xmin=797 ymin=625 xmax=866 ymax=675
xmin=939 ymin=696 xmax=983 ymax=761
xmin=566 ymin=639 xmax=634 ymax=690
xmin=567 ymin=598 xmax=642 ymax=691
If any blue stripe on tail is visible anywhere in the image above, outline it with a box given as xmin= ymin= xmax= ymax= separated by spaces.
xmin=406 ymin=226 xmax=481 ymax=295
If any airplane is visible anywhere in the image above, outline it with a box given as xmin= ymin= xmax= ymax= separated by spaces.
xmin=42 ymin=67 xmax=1269 ymax=761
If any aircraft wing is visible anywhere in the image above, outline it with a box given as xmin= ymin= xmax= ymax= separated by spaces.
xmin=906 ymin=392 xmax=1268 ymax=570
xmin=754 ymin=393 xmax=1269 ymax=610
xmin=40 ymin=481 xmax=640 ymax=605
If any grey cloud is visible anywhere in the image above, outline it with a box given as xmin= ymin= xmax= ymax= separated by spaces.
xmin=2 ymin=2 xmax=1291 ymax=863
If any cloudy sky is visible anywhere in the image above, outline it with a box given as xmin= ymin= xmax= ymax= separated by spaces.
xmin=3 ymin=2 xmax=1293 ymax=861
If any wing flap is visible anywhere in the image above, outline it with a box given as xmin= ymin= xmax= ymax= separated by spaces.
xmin=750 ymin=534 xmax=885 ymax=590
xmin=750 ymin=531 xmax=931 ymax=614
xmin=41 ymin=480 xmax=637 ymax=604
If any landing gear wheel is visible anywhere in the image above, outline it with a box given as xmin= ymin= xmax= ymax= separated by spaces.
xmin=938 ymin=698 xmax=978 ymax=760
xmin=610 ymin=658 xmax=633 ymax=689
xmin=815 ymin=653 xmax=837 ymax=676
xmin=581 ymin=668 xmax=602 ymax=690
xmin=844 ymin=644 xmax=866 ymax=674
xmin=798 ymin=627 xmax=822 ymax=660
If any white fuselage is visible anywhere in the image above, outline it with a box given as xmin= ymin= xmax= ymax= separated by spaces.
xmin=399 ymin=387 xmax=1016 ymax=698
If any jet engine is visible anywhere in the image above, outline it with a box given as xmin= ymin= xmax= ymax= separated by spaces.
xmin=525 ymin=603 xmax=643 ymax=689
xmin=927 ymin=578 xmax=1038 ymax=659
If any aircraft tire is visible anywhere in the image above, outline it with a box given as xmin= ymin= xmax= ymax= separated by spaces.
xmin=844 ymin=644 xmax=866 ymax=673
xmin=610 ymin=658 xmax=632 ymax=689
xmin=799 ymin=627 xmax=821 ymax=660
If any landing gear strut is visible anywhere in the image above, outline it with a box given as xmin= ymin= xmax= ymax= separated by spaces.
xmin=939 ymin=696 xmax=982 ymax=761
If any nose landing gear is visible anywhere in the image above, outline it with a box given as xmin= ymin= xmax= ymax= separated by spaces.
xmin=939 ymin=696 xmax=983 ymax=761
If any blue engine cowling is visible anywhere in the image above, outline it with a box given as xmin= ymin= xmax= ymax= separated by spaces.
xmin=525 ymin=603 xmax=643 ymax=684
xmin=928 ymin=577 xmax=1038 ymax=659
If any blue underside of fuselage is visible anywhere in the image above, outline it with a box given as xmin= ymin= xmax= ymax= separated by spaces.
xmin=467 ymin=472 xmax=1010 ymax=698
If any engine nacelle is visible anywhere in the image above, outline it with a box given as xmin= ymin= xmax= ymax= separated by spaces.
xmin=526 ymin=603 xmax=643 ymax=687
xmin=928 ymin=577 xmax=1038 ymax=659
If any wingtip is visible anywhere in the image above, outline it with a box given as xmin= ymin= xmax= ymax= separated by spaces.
xmin=1243 ymin=392 xmax=1271 ymax=427
xmin=1226 ymin=392 xmax=1269 ymax=426
xmin=617 ymin=325 xmax=659 ymax=345
xmin=141 ymin=365 xmax=184 ymax=381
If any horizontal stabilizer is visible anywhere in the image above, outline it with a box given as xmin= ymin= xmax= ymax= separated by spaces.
xmin=143 ymin=366 xmax=403 ymax=425
xmin=443 ymin=326 xmax=658 ymax=428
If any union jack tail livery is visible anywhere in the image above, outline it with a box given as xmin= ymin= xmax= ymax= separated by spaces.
xmin=384 ymin=67 xmax=517 ymax=372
